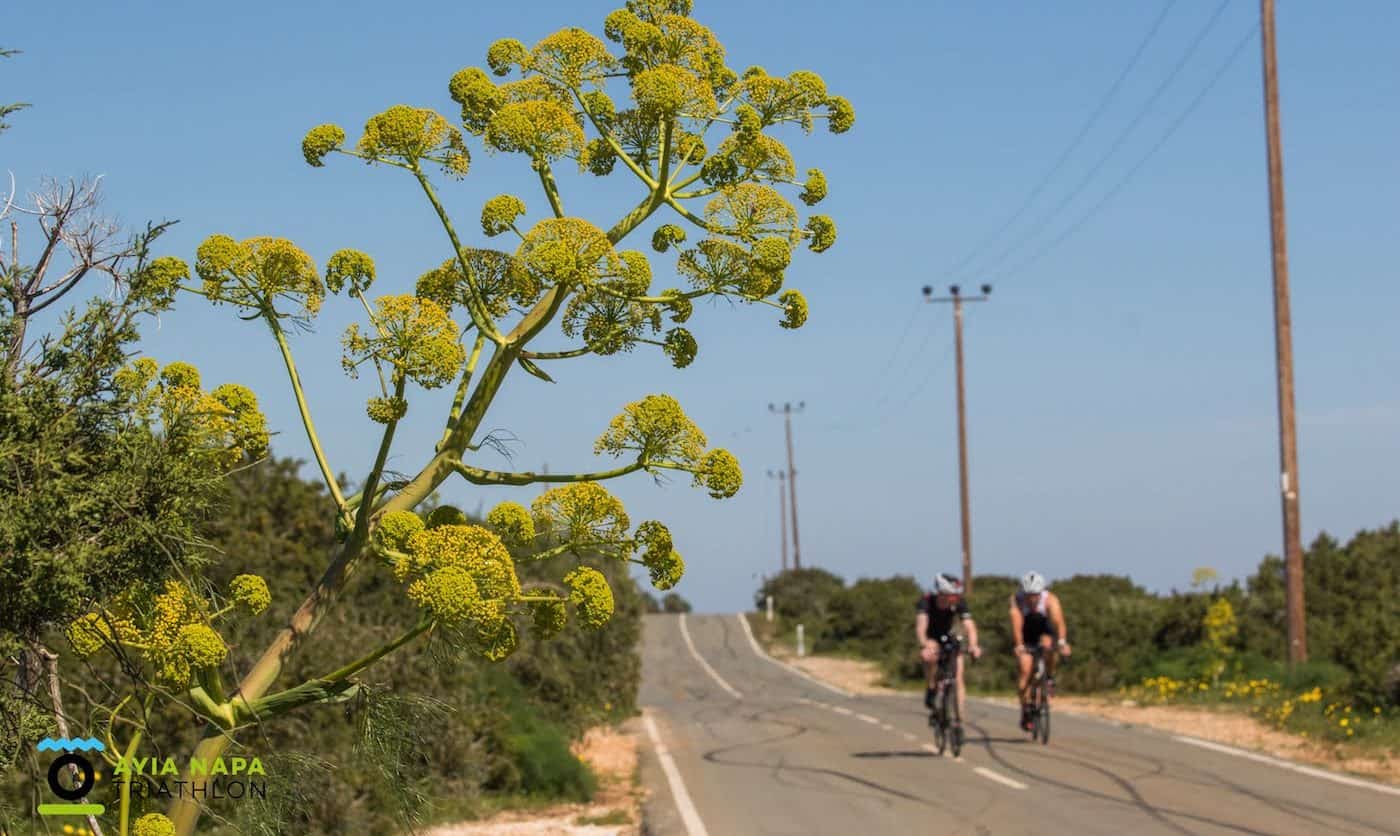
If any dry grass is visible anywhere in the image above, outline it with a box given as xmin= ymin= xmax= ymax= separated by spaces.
xmin=423 ymin=723 xmax=642 ymax=836
xmin=1049 ymin=695 xmax=1399 ymax=786
xmin=766 ymin=641 xmax=904 ymax=696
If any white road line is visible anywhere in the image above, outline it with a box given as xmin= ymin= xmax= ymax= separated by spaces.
xmin=974 ymin=767 xmax=1028 ymax=790
xmin=920 ymin=743 xmax=941 ymax=755
xmin=679 ymin=614 xmax=742 ymax=700
xmin=642 ymin=710 xmax=711 ymax=836
xmin=1173 ymin=735 xmax=1400 ymax=798
xmin=856 ymin=713 xmax=881 ymax=725
xmin=902 ymin=732 xmax=918 ymax=742
xmin=734 ymin=613 xmax=854 ymax=698
xmin=832 ymin=706 xmax=853 ymax=716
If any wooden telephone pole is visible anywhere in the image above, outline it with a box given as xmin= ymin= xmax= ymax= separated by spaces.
xmin=1260 ymin=0 xmax=1306 ymax=663
xmin=767 ymin=470 xmax=789 ymax=572
xmin=769 ymin=402 xmax=805 ymax=570
xmin=924 ymin=284 xmax=991 ymax=594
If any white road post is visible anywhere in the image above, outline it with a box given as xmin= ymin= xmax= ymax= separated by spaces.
xmin=766 ymin=595 xmax=774 ymax=622
xmin=796 ymin=623 xmax=805 ymax=658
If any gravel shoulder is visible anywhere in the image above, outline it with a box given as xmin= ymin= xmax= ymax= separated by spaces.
xmin=422 ymin=722 xmax=643 ymax=836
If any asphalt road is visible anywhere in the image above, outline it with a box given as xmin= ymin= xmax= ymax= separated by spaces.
xmin=637 ymin=613 xmax=1400 ymax=836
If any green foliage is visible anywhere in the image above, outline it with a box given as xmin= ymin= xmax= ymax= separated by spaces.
xmin=188 ymin=457 xmax=639 ymax=832
xmin=661 ymin=592 xmax=692 ymax=613
xmin=755 ymin=568 xmax=845 ymax=625
xmin=750 ymin=521 xmax=1400 ymax=712
xmin=1 ymin=215 xmax=235 ymax=646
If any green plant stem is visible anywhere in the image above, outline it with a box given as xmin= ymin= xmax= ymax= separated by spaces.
xmin=522 ymin=346 xmax=593 ymax=360
xmin=570 ymin=88 xmax=655 ymax=189
xmin=452 ymin=459 xmax=644 ymax=486
xmin=246 ymin=618 xmax=433 ymax=719
xmin=265 ymin=312 xmax=347 ymax=515
xmin=116 ymin=694 xmax=154 ymax=836
xmin=353 ymin=288 xmax=391 ymax=395
xmin=662 ymin=196 xmax=715 ymax=233
xmin=439 ymin=334 xmax=487 ymax=452
xmin=538 ymin=162 xmax=566 ymax=217
xmin=411 ymin=166 xmax=505 ymax=344
xmin=355 ymin=374 xmax=407 ymax=538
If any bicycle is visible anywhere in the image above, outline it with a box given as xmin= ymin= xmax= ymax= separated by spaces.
xmin=926 ymin=635 xmax=965 ymax=757
xmin=1023 ymin=645 xmax=1053 ymax=745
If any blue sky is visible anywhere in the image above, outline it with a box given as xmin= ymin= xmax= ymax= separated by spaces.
xmin=5 ymin=1 xmax=1398 ymax=614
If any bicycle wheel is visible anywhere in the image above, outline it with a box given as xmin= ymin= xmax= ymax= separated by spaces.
xmin=1038 ymin=683 xmax=1051 ymax=745
xmin=950 ymin=692 xmax=963 ymax=758
xmin=934 ymin=695 xmax=948 ymax=755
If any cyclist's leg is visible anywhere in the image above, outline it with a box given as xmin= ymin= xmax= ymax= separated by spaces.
xmin=922 ymin=642 xmax=941 ymax=708
xmin=1015 ymin=639 xmax=1033 ymax=726
xmin=953 ymin=650 xmax=967 ymax=723
xmin=1039 ymin=631 xmax=1058 ymax=682
xmin=1015 ymin=628 xmax=1034 ymax=703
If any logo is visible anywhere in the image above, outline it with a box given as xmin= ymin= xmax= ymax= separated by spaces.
xmin=36 ymin=737 xmax=106 ymax=818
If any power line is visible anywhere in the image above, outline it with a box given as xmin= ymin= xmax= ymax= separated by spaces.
xmin=941 ymin=0 xmax=1180 ymax=283
xmin=818 ymin=313 xmax=943 ymax=433
xmin=965 ymin=0 xmax=1235 ymax=284
xmin=865 ymin=305 xmax=922 ymax=408
xmin=987 ymin=23 xmax=1260 ymax=287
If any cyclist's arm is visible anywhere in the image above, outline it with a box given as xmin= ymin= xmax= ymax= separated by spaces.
xmin=1048 ymin=593 xmax=1069 ymax=647
xmin=915 ymin=611 xmax=930 ymax=647
xmin=964 ymin=616 xmax=980 ymax=652
xmin=1008 ymin=597 xmax=1024 ymax=651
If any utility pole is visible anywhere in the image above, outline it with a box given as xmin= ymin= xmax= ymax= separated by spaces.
xmin=766 ymin=470 xmax=789 ymax=572
xmin=768 ymin=402 xmax=805 ymax=570
xmin=923 ymin=284 xmax=991 ymax=595
xmin=1260 ymin=0 xmax=1306 ymax=663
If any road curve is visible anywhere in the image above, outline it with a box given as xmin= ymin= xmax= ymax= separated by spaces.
xmin=637 ymin=613 xmax=1400 ymax=836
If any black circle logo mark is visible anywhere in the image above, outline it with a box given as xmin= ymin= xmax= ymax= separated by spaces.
xmin=47 ymin=753 xmax=95 ymax=801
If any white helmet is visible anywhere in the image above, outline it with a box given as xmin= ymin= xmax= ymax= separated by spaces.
xmin=1020 ymin=571 xmax=1046 ymax=595
xmin=934 ymin=573 xmax=963 ymax=595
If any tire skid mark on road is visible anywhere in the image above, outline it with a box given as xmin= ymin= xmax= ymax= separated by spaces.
xmin=1059 ymin=733 xmax=1389 ymax=835
xmin=679 ymin=613 xmax=743 ymax=700
xmin=798 ymin=692 xmax=1025 ymax=793
xmin=697 ymin=703 xmax=979 ymax=825
xmin=964 ymin=718 xmax=1280 ymax=836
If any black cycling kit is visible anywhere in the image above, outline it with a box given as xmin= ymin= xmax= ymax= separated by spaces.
xmin=916 ymin=593 xmax=971 ymax=643
xmin=1015 ymin=591 xmax=1058 ymax=646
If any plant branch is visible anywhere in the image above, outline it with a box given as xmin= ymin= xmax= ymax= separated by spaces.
xmin=264 ymin=310 xmax=348 ymax=516
xmin=410 ymin=165 xmax=505 ymax=344
xmin=537 ymin=162 xmax=566 ymax=218
xmin=452 ymin=458 xmax=644 ymax=487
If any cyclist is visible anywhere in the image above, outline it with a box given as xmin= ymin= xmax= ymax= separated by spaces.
xmin=915 ymin=573 xmax=982 ymax=722
xmin=1010 ymin=571 xmax=1071 ymax=731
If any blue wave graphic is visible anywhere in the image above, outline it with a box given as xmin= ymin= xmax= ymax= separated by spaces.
xmin=36 ymin=737 xmax=106 ymax=753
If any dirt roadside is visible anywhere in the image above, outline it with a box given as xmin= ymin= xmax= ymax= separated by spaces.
xmin=422 ymin=721 xmax=643 ymax=836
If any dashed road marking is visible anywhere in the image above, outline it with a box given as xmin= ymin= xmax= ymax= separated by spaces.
xmin=974 ymin=767 xmax=1028 ymax=790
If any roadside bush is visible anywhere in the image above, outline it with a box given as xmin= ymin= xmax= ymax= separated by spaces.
xmin=662 ymin=593 xmax=693 ymax=613
xmin=5 ymin=456 xmax=641 ymax=835
xmin=754 ymin=568 xmax=846 ymax=637
xmin=751 ymin=519 xmax=1400 ymax=712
